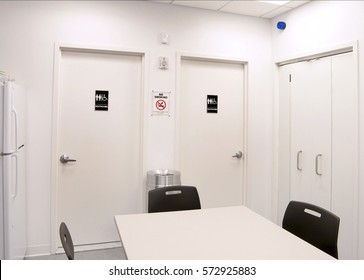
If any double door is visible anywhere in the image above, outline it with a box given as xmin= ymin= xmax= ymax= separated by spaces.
xmin=279 ymin=52 xmax=359 ymax=259
xmin=290 ymin=57 xmax=332 ymax=209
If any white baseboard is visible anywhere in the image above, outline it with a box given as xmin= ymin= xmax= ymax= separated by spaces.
xmin=25 ymin=244 xmax=51 ymax=258
xmin=26 ymin=242 xmax=122 ymax=258
xmin=56 ymin=241 xmax=122 ymax=254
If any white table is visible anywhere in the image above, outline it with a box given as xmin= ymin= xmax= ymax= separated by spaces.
xmin=114 ymin=205 xmax=334 ymax=260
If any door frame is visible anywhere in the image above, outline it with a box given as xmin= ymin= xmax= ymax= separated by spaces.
xmin=50 ymin=43 xmax=149 ymax=254
xmin=175 ymin=52 xmax=249 ymax=206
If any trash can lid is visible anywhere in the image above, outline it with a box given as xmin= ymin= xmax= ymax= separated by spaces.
xmin=147 ymin=169 xmax=180 ymax=175
xmin=147 ymin=169 xmax=181 ymax=188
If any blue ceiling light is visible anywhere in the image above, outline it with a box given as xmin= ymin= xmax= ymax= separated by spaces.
xmin=277 ymin=21 xmax=286 ymax=30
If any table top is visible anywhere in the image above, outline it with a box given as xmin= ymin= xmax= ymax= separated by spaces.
xmin=114 ymin=205 xmax=334 ymax=260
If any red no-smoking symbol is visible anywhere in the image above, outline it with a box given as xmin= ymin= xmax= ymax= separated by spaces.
xmin=156 ymin=99 xmax=167 ymax=111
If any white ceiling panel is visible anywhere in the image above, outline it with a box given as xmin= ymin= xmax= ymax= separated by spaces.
xmin=172 ymin=1 xmax=230 ymax=11
xmin=220 ymin=1 xmax=279 ymax=17
xmin=262 ymin=6 xmax=291 ymax=18
xmin=285 ymin=1 xmax=310 ymax=8
xmin=150 ymin=0 xmax=173 ymax=3
xmin=148 ymin=1 xmax=311 ymax=19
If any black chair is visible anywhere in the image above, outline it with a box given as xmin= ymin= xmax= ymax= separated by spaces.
xmin=148 ymin=185 xmax=201 ymax=213
xmin=282 ymin=200 xmax=340 ymax=259
xmin=59 ymin=222 xmax=75 ymax=260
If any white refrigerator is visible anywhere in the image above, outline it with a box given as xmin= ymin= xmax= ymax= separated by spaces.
xmin=0 ymin=77 xmax=27 ymax=260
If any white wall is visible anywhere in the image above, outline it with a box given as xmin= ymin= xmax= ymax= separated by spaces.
xmin=271 ymin=0 xmax=364 ymax=259
xmin=0 ymin=1 xmax=273 ymax=256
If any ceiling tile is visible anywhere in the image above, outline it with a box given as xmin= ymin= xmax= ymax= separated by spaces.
xmin=284 ymin=1 xmax=310 ymax=8
xmin=147 ymin=0 xmax=312 ymax=18
xmin=220 ymin=1 xmax=280 ymax=17
xmin=262 ymin=6 xmax=291 ymax=18
xmin=149 ymin=0 xmax=174 ymax=3
xmin=172 ymin=1 xmax=230 ymax=11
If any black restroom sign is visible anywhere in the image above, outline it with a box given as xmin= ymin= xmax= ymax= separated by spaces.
xmin=207 ymin=95 xmax=218 ymax=113
xmin=95 ymin=90 xmax=109 ymax=111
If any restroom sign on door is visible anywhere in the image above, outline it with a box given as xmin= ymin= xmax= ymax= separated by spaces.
xmin=207 ymin=95 xmax=218 ymax=113
xmin=152 ymin=90 xmax=170 ymax=116
xmin=95 ymin=90 xmax=109 ymax=111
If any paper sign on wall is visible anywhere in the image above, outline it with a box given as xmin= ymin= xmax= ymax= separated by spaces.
xmin=152 ymin=90 xmax=170 ymax=116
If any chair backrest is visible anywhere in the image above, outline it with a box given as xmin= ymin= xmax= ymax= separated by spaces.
xmin=282 ymin=200 xmax=340 ymax=259
xmin=59 ymin=222 xmax=75 ymax=260
xmin=148 ymin=186 xmax=201 ymax=213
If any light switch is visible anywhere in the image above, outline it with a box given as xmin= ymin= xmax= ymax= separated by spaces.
xmin=160 ymin=33 xmax=169 ymax=44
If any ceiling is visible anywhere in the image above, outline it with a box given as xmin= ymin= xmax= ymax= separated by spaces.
xmin=150 ymin=0 xmax=310 ymax=19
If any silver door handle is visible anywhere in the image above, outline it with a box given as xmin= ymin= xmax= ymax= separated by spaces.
xmin=232 ymin=151 xmax=243 ymax=159
xmin=315 ymin=154 xmax=322 ymax=176
xmin=60 ymin=154 xmax=77 ymax=164
xmin=297 ymin=150 xmax=302 ymax=171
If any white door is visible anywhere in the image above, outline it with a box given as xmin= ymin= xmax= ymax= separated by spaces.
xmin=290 ymin=57 xmax=332 ymax=209
xmin=56 ymin=50 xmax=142 ymax=247
xmin=179 ymin=58 xmax=245 ymax=208
xmin=331 ymin=53 xmax=359 ymax=259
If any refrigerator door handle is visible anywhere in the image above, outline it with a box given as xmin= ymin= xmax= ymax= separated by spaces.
xmin=12 ymin=106 xmax=19 ymax=152
xmin=11 ymin=153 xmax=18 ymax=199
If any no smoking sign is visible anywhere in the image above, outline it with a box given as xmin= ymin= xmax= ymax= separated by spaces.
xmin=156 ymin=99 xmax=167 ymax=111
xmin=152 ymin=91 xmax=170 ymax=116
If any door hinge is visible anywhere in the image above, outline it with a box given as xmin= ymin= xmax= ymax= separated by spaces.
xmin=289 ymin=74 xmax=292 ymax=82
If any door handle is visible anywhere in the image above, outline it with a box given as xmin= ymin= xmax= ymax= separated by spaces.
xmin=60 ymin=154 xmax=77 ymax=164
xmin=297 ymin=150 xmax=302 ymax=171
xmin=315 ymin=154 xmax=322 ymax=176
xmin=11 ymin=153 xmax=18 ymax=199
xmin=232 ymin=151 xmax=243 ymax=159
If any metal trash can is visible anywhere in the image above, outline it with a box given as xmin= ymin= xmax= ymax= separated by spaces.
xmin=147 ymin=169 xmax=181 ymax=189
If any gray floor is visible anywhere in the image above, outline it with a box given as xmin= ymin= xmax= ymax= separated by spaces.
xmin=25 ymin=247 xmax=127 ymax=260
